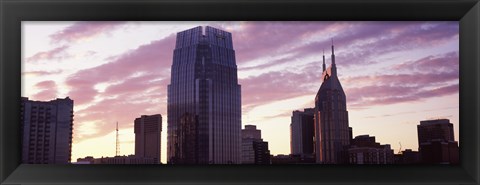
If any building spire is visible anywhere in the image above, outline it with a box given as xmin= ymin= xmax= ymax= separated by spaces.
xmin=116 ymin=121 xmax=120 ymax=156
xmin=322 ymin=49 xmax=326 ymax=72
xmin=331 ymin=38 xmax=337 ymax=77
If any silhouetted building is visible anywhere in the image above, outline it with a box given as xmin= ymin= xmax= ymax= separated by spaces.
xmin=348 ymin=135 xmax=394 ymax=164
xmin=271 ymin=154 xmax=315 ymax=164
xmin=134 ymin=114 xmax=162 ymax=164
xmin=91 ymin=155 xmax=156 ymax=164
xmin=21 ymin=97 xmax=74 ymax=164
xmin=241 ymin=125 xmax=270 ymax=164
xmin=394 ymin=149 xmax=421 ymax=164
xmin=290 ymin=108 xmax=314 ymax=156
xmin=75 ymin=156 xmax=95 ymax=164
xmin=418 ymin=119 xmax=455 ymax=144
xmin=417 ymin=119 xmax=459 ymax=164
xmin=314 ymin=44 xmax=350 ymax=164
xmin=242 ymin=125 xmax=261 ymax=140
xmin=167 ymin=26 xmax=241 ymax=164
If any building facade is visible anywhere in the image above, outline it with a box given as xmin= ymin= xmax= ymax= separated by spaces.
xmin=290 ymin=108 xmax=315 ymax=156
xmin=167 ymin=26 xmax=242 ymax=164
xmin=314 ymin=44 xmax=351 ymax=164
xmin=134 ymin=114 xmax=162 ymax=164
xmin=417 ymin=119 xmax=459 ymax=164
xmin=348 ymin=135 xmax=394 ymax=164
xmin=171 ymin=113 xmax=198 ymax=164
xmin=241 ymin=125 xmax=271 ymax=164
xmin=21 ymin=97 xmax=74 ymax=164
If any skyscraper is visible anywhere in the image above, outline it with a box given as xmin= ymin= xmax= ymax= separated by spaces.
xmin=167 ymin=26 xmax=242 ymax=164
xmin=290 ymin=108 xmax=315 ymax=156
xmin=417 ymin=119 xmax=459 ymax=164
xmin=314 ymin=44 xmax=351 ymax=164
xmin=21 ymin=97 xmax=74 ymax=164
xmin=134 ymin=114 xmax=162 ymax=164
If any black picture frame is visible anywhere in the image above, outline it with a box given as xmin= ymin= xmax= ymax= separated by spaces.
xmin=1 ymin=0 xmax=479 ymax=184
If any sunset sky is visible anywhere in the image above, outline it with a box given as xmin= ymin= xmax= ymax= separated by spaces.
xmin=21 ymin=21 xmax=459 ymax=164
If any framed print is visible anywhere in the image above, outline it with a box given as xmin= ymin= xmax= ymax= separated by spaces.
xmin=1 ymin=0 xmax=479 ymax=184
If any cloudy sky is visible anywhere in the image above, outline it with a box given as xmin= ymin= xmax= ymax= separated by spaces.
xmin=22 ymin=21 xmax=459 ymax=164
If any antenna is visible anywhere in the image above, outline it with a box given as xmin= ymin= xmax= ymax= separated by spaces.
xmin=116 ymin=122 xmax=120 ymax=156
xmin=398 ymin=142 xmax=402 ymax=154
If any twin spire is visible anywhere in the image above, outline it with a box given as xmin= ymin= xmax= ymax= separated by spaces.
xmin=322 ymin=38 xmax=336 ymax=77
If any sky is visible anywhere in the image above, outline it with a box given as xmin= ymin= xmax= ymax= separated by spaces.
xmin=21 ymin=21 xmax=459 ymax=164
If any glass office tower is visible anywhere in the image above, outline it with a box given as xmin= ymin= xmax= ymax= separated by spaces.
xmin=167 ymin=26 xmax=241 ymax=164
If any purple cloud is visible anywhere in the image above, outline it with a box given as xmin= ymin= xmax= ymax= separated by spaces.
xmin=26 ymin=45 xmax=69 ymax=62
xmin=50 ymin=21 xmax=127 ymax=43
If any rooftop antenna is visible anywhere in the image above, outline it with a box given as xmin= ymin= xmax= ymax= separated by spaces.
xmin=398 ymin=142 xmax=402 ymax=154
xmin=116 ymin=122 xmax=120 ymax=156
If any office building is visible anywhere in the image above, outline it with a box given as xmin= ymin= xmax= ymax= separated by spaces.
xmin=417 ymin=119 xmax=459 ymax=164
xmin=21 ymin=97 xmax=74 ymax=164
xmin=134 ymin=114 xmax=162 ymax=164
xmin=242 ymin=125 xmax=261 ymax=140
xmin=167 ymin=26 xmax=242 ymax=164
xmin=290 ymin=108 xmax=314 ymax=156
xmin=241 ymin=125 xmax=270 ymax=164
xmin=348 ymin=135 xmax=394 ymax=164
xmin=314 ymin=44 xmax=351 ymax=164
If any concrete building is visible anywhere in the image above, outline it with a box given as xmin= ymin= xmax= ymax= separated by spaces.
xmin=348 ymin=135 xmax=394 ymax=164
xmin=314 ymin=44 xmax=351 ymax=164
xmin=134 ymin=114 xmax=162 ymax=164
xmin=241 ymin=125 xmax=270 ymax=164
xmin=290 ymin=108 xmax=314 ymax=156
xmin=417 ymin=119 xmax=459 ymax=164
xmin=21 ymin=97 xmax=74 ymax=164
xmin=167 ymin=26 xmax=242 ymax=164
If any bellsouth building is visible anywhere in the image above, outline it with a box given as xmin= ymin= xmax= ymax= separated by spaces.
xmin=314 ymin=44 xmax=351 ymax=164
xmin=167 ymin=26 xmax=242 ymax=164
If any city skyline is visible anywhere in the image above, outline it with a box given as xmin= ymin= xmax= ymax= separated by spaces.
xmin=21 ymin=21 xmax=459 ymax=164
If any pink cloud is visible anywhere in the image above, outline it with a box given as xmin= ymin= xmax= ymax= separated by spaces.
xmin=22 ymin=70 xmax=62 ymax=76
xmin=227 ymin=22 xmax=345 ymax=64
xmin=351 ymin=84 xmax=458 ymax=108
xmin=32 ymin=80 xmax=58 ymax=100
xmin=392 ymin=52 xmax=459 ymax=73
xmin=65 ymin=34 xmax=175 ymax=105
xmin=26 ymin=45 xmax=69 ymax=62
xmin=50 ymin=21 xmax=126 ymax=43
xmin=232 ymin=22 xmax=457 ymax=72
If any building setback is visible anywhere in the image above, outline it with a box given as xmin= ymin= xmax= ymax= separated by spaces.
xmin=314 ymin=44 xmax=351 ymax=164
xmin=241 ymin=125 xmax=271 ymax=164
xmin=348 ymin=135 xmax=394 ymax=164
xmin=134 ymin=114 xmax=162 ymax=164
xmin=417 ymin=119 xmax=459 ymax=164
xmin=167 ymin=26 xmax=242 ymax=164
xmin=21 ymin=97 xmax=74 ymax=164
xmin=290 ymin=108 xmax=315 ymax=157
